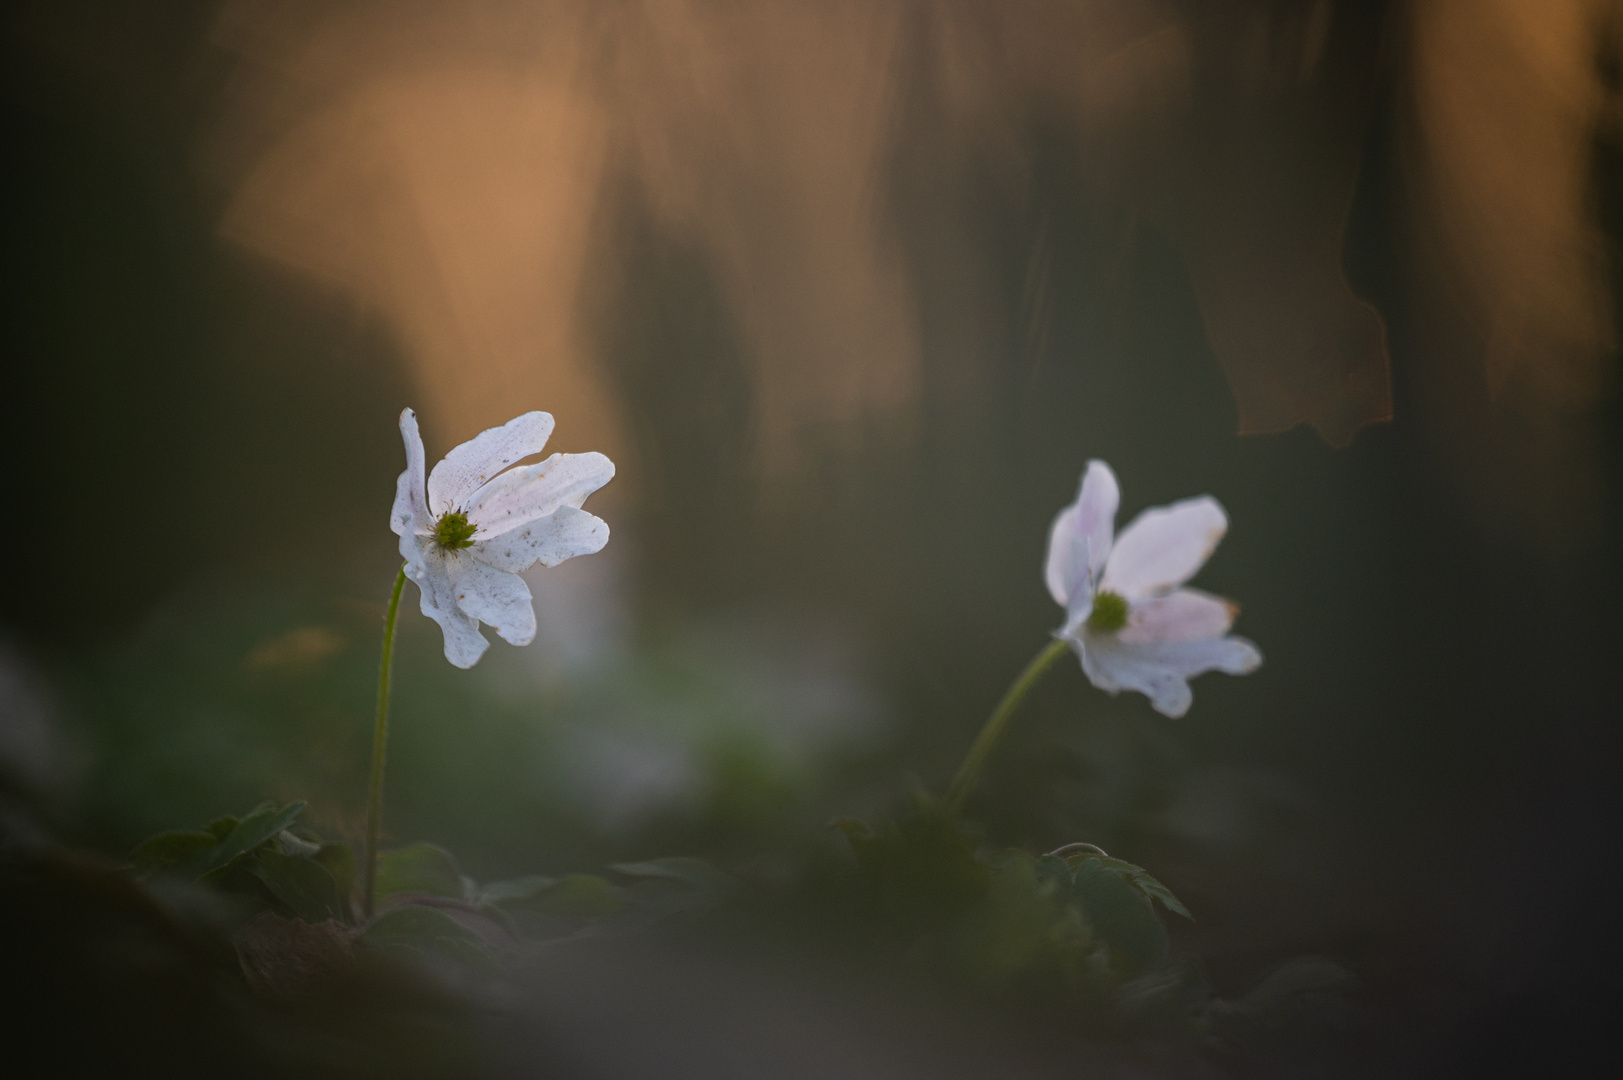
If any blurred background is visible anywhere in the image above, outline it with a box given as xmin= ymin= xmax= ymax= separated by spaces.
xmin=2 ymin=0 xmax=1621 ymax=1075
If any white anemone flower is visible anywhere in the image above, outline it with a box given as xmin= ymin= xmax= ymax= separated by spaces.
xmin=391 ymin=408 xmax=614 ymax=668
xmin=1045 ymin=460 xmax=1261 ymax=718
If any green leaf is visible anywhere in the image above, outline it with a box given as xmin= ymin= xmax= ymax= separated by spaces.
xmin=1032 ymin=853 xmax=1074 ymax=892
xmin=1073 ymin=857 xmax=1168 ymax=972
xmin=182 ymin=802 xmax=307 ymax=881
xmin=476 ymin=874 xmax=556 ymax=907
xmin=605 ymin=858 xmax=736 ymax=930
xmin=1126 ymin=869 xmax=1192 ymax=920
xmin=514 ymin=874 xmax=621 ymax=918
xmin=274 ymin=829 xmax=321 ymax=857
xmin=204 ymin=815 xmax=240 ymax=841
xmin=246 ymin=848 xmax=346 ymax=923
xmin=361 ymin=905 xmax=494 ymax=970
xmin=374 ymin=843 xmax=465 ymax=900
xmin=608 ymin=857 xmax=733 ymax=892
xmin=163 ymin=795 xmax=306 ymax=883
xmin=1082 ymin=856 xmax=1193 ymax=920
xmin=475 ymin=875 xmax=621 ymax=942
xmin=128 ymin=830 xmax=217 ymax=877
xmin=411 ymin=934 xmax=497 ymax=971
xmin=363 ymin=905 xmax=483 ymax=946
xmin=315 ymin=843 xmax=356 ymax=910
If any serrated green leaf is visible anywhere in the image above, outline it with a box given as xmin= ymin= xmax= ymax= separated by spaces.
xmin=1127 ymin=870 xmax=1192 ymax=920
xmin=128 ymin=830 xmax=217 ymax=877
xmin=1074 ymin=858 xmax=1168 ymax=972
xmin=374 ymin=843 xmax=465 ymax=900
xmin=1076 ymin=855 xmax=1193 ymax=921
xmin=247 ymin=848 xmax=346 ymax=923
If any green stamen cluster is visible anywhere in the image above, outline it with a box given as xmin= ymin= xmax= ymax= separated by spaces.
xmin=432 ymin=510 xmax=477 ymax=550
xmin=1086 ymin=590 xmax=1129 ymax=634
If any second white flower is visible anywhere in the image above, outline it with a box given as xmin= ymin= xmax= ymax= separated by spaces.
xmin=1045 ymin=460 xmax=1261 ymax=717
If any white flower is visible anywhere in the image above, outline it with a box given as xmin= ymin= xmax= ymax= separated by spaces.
xmin=1044 ymin=460 xmax=1261 ymax=718
xmin=392 ymin=408 xmax=614 ymax=668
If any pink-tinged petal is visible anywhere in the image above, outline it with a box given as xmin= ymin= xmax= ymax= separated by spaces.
xmin=426 ymin=411 xmax=554 ymax=515
xmin=1119 ymin=589 xmax=1237 ymax=645
xmin=469 ymin=506 xmax=609 ymax=573
xmin=1044 ymin=461 xmax=1119 ymax=606
xmin=1100 ymin=496 xmax=1227 ymax=600
xmin=400 ymin=534 xmax=489 ymax=668
xmin=449 ymin=560 xmax=536 ymax=648
xmin=392 ymin=408 xmax=431 ymax=538
xmin=464 ymin=451 xmax=614 ymax=537
xmin=1073 ymin=631 xmax=1260 ymax=718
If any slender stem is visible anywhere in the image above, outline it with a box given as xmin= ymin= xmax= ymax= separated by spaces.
xmin=945 ymin=637 xmax=1071 ymax=813
xmin=363 ymin=565 xmax=408 ymax=919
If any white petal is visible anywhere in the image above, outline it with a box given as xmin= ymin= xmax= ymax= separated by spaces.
xmin=1120 ymin=588 xmax=1237 ymax=645
xmin=1100 ymin=496 xmax=1227 ymax=600
xmin=426 ymin=411 xmax=554 ymax=515
xmin=1074 ymin=632 xmax=1261 ymax=718
xmin=392 ymin=408 xmax=431 ymax=538
xmin=400 ymin=533 xmax=489 ymax=668
xmin=448 ymin=560 xmax=536 ymax=647
xmin=1141 ymin=636 xmax=1262 ymax=680
xmin=463 ymin=451 xmax=614 ymax=537
xmin=1044 ymin=461 xmax=1119 ymax=606
xmin=469 ymin=506 xmax=609 ymax=573
xmin=1075 ymin=636 xmax=1194 ymax=718
xmin=1061 ymin=555 xmax=1094 ymax=636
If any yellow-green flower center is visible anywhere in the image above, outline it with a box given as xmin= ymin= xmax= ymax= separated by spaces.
xmin=1086 ymin=590 xmax=1129 ymax=634
xmin=432 ymin=510 xmax=477 ymax=550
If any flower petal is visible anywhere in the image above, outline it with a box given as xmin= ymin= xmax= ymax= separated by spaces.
xmin=469 ymin=506 xmax=609 ymax=573
xmin=1120 ymin=588 xmax=1237 ymax=645
xmin=1074 ymin=631 xmax=1261 ymax=718
xmin=463 ymin=451 xmax=615 ymax=537
xmin=426 ymin=411 xmax=554 ymax=515
xmin=392 ymin=408 xmax=431 ymax=537
xmin=449 ymin=560 xmax=536 ymax=647
xmin=1044 ymin=461 xmax=1119 ymax=606
xmin=1060 ymin=549 xmax=1094 ymax=635
xmin=1100 ymin=496 xmax=1227 ymax=600
xmin=400 ymin=534 xmax=490 ymax=668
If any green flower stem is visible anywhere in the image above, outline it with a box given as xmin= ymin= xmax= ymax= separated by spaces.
xmin=363 ymin=564 xmax=408 ymax=919
xmin=945 ymin=636 xmax=1071 ymax=814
